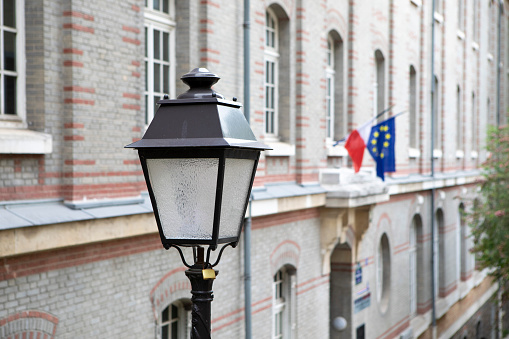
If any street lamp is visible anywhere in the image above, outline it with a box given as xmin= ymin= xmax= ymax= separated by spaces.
xmin=126 ymin=68 xmax=268 ymax=338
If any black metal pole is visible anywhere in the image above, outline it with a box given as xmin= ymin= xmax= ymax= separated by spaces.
xmin=185 ymin=248 xmax=218 ymax=339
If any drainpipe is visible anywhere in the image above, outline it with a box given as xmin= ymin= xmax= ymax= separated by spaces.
xmin=243 ymin=0 xmax=252 ymax=338
xmin=430 ymin=0 xmax=437 ymax=338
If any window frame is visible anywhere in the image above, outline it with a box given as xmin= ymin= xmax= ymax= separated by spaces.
xmin=0 ymin=0 xmax=26 ymax=128
xmin=160 ymin=299 xmax=191 ymax=339
xmin=264 ymin=8 xmax=279 ymax=140
xmin=144 ymin=1 xmax=176 ymax=125
xmin=325 ymin=36 xmax=335 ymax=141
xmin=272 ymin=266 xmax=296 ymax=339
xmin=409 ymin=220 xmax=417 ymax=316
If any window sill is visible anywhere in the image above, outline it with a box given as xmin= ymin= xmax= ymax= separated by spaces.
xmin=457 ymin=30 xmax=465 ymax=40
xmin=456 ymin=150 xmax=464 ymax=159
xmin=472 ymin=42 xmax=479 ymax=51
xmin=410 ymin=0 xmax=422 ymax=7
xmin=487 ymin=53 xmax=494 ymax=62
xmin=0 ymin=128 xmax=53 ymax=154
xmin=408 ymin=148 xmax=420 ymax=158
xmin=433 ymin=149 xmax=442 ymax=158
xmin=471 ymin=150 xmax=478 ymax=159
xmin=265 ymin=141 xmax=295 ymax=157
xmin=327 ymin=144 xmax=348 ymax=157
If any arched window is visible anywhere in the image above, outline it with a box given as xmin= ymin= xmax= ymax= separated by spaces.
xmin=273 ymin=265 xmax=296 ymax=339
xmin=264 ymin=6 xmax=291 ymax=144
xmin=264 ymin=8 xmax=278 ymax=137
xmin=436 ymin=209 xmax=445 ymax=297
xmin=458 ymin=0 xmax=464 ymax=31
xmin=375 ymin=50 xmax=385 ymax=117
xmin=160 ymin=299 xmax=192 ymax=339
xmin=457 ymin=204 xmax=465 ymax=283
xmin=377 ymin=233 xmax=390 ymax=312
xmin=457 ymin=86 xmax=463 ymax=151
xmin=432 ymin=76 xmax=441 ymax=151
xmin=409 ymin=217 xmax=417 ymax=316
xmin=472 ymin=92 xmax=478 ymax=154
xmin=326 ymin=31 xmax=344 ymax=142
xmin=409 ymin=66 xmax=418 ymax=149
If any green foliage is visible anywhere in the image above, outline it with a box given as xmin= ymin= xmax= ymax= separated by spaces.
xmin=469 ymin=125 xmax=509 ymax=281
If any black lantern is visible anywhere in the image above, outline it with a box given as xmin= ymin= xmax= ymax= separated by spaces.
xmin=126 ymin=68 xmax=268 ymax=338
xmin=126 ymin=68 xmax=268 ymax=253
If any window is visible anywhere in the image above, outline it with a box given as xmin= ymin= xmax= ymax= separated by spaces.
xmin=145 ymin=0 xmax=175 ymax=124
xmin=409 ymin=66 xmax=418 ymax=149
xmin=433 ymin=215 xmax=439 ymax=297
xmin=457 ymin=0 xmax=464 ymax=31
xmin=325 ymin=36 xmax=335 ymax=141
xmin=471 ymin=92 xmax=477 ymax=155
xmin=409 ymin=219 xmax=417 ymax=316
xmin=457 ymin=204 xmax=464 ymax=283
xmin=273 ymin=266 xmax=296 ymax=339
xmin=432 ymin=76 xmax=441 ymax=151
xmin=375 ymin=50 xmax=385 ymax=117
xmin=0 ymin=0 xmax=25 ymax=126
xmin=456 ymin=86 xmax=463 ymax=150
xmin=376 ymin=233 xmax=390 ymax=312
xmin=264 ymin=9 xmax=279 ymax=139
xmin=472 ymin=0 xmax=479 ymax=42
xmin=436 ymin=209 xmax=445 ymax=297
xmin=160 ymin=299 xmax=191 ymax=339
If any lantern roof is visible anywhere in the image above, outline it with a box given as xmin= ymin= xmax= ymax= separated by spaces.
xmin=126 ymin=68 xmax=269 ymax=150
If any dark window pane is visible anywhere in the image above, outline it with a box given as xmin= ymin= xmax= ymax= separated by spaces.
xmin=145 ymin=95 xmax=148 ymax=124
xmin=163 ymin=65 xmax=169 ymax=94
xmin=163 ymin=32 xmax=169 ymax=61
xmin=3 ymin=0 xmax=15 ymax=27
xmin=171 ymin=321 xmax=178 ymax=338
xmin=145 ymin=27 xmax=148 ymax=58
xmin=5 ymin=75 xmax=16 ymax=115
xmin=161 ymin=324 xmax=168 ymax=339
xmin=154 ymin=30 xmax=160 ymax=60
xmin=145 ymin=61 xmax=148 ymax=91
xmin=171 ymin=304 xmax=178 ymax=319
xmin=4 ymin=31 xmax=16 ymax=71
xmin=154 ymin=63 xmax=161 ymax=92
xmin=153 ymin=0 xmax=160 ymax=11
xmin=162 ymin=306 xmax=169 ymax=322
xmin=163 ymin=0 xmax=169 ymax=14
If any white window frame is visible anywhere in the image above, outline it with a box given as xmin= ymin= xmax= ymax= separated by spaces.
xmin=160 ymin=300 xmax=191 ymax=339
xmin=409 ymin=221 xmax=417 ymax=316
xmin=264 ymin=9 xmax=279 ymax=140
xmin=272 ymin=267 xmax=296 ymax=339
xmin=144 ymin=1 xmax=176 ymax=125
xmin=325 ymin=36 xmax=335 ymax=141
xmin=0 ymin=0 xmax=26 ymax=129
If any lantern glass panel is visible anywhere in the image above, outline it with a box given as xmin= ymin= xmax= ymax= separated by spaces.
xmin=218 ymin=158 xmax=256 ymax=240
xmin=146 ymin=158 xmax=219 ymax=240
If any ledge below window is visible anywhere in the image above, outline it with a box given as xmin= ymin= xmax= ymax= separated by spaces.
xmin=264 ymin=141 xmax=295 ymax=157
xmin=327 ymin=144 xmax=348 ymax=157
xmin=0 ymin=129 xmax=53 ymax=154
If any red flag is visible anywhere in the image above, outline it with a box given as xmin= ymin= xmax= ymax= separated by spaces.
xmin=344 ymin=120 xmax=373 ymax=172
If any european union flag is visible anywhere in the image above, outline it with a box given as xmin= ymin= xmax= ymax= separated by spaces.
xmin=367 ymin=116 xmax=396 ymax=181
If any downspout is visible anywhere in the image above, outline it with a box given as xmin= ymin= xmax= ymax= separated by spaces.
xmin=430 ymin=0 xmax=437 ymax=337
xmin=243 ymin=0 xmax=252 ymax=338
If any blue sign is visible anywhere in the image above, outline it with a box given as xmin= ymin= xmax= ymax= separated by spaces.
xmin=355 ymin=262 xmax=362 ymax=285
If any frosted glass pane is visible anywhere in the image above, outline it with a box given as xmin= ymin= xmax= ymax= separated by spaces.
xmin=146 ymin=158 xmax=218 ymax=240
xmin=219 ymin=158 xmax=255 ymax=240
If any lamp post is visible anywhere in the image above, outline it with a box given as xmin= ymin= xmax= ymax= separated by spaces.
xmin=126 ymin=68 xmax=268 ymax=338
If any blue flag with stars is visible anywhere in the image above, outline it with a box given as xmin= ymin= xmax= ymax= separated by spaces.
xmin=367 ymin=116 xmax=396 ymax=181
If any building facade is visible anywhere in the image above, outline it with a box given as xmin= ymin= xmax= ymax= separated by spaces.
xmin=1 ymin=0 xmax=508 ymax=338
